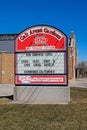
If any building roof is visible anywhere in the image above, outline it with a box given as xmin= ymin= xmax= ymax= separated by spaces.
xmin=75 ymin=66 xmax=87 ymax=70
xmin=0 ymin=34 xmax=17 ymax=41
xmin=0 ymin=34 xmax=17 ymax=53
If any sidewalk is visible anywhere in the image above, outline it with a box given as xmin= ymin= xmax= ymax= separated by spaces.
xmin=0 ymin=84 xmax=14 ymax=97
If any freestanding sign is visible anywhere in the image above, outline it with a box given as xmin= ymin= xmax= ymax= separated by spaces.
xmin=14 ymin=25 xmax=70 ymax=104
xmin=15 ymin=25 xmax=68 ymax=86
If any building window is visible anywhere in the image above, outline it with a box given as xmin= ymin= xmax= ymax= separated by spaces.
xmin=68 ymin=38 xmax=73 ymax=47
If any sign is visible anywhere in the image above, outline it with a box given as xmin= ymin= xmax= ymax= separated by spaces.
xmin=15 ymin=25 xmax=68 ymax=86
xmin=16 ymin=75 xmax=66 ymax=85
xmin=16 ymin=52 xmax=66 ymax=74
xmin=15 ymin=25 xmax=66 ymax=52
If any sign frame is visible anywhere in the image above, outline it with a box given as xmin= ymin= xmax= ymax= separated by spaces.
xmin=14 ymin=24 xmax=68 ymax=86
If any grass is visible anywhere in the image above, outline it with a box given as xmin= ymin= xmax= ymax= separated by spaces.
xmin=0 ymin=87 xmax=87 ymax=130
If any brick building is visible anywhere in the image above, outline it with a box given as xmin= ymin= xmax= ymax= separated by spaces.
xmin=0 ymin=32 xmax=78 ymax=84
xmin=0 ymin=34 xmax=16 ymax=84
xmin=0 ymin=52 xmax=14 ymax=84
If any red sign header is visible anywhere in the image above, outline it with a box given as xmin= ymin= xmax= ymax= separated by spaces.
xmin=15 ymin=25 xmax=67 ymax=52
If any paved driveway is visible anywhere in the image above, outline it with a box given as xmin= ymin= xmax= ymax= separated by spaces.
xmin=69 ymin=78 xmax=87 ymax=88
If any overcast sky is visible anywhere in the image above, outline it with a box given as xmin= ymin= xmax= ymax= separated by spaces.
xmin=0 ymin=0 xmax=87 ymax=61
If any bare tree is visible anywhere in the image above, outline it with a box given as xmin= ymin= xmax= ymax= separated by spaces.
xmin=78 ymin=61 xmax=87 ymax=77
xmin=78 ymin=61 xmax=87 ymax=67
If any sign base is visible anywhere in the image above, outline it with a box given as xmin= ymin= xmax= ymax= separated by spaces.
xmin=14 ymin=86 xmax=70 ymax=104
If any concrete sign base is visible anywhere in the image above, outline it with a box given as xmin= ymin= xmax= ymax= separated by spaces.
xmin=14 ymin=86 xmax=70 ymax=104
